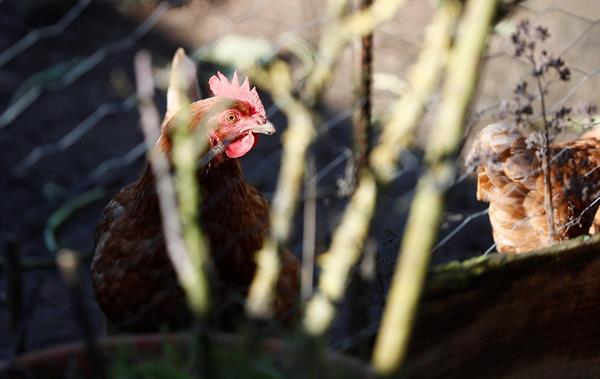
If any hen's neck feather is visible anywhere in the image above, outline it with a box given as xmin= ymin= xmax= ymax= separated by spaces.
xmin=130 ymin=154 xmax=264 ymax=231
xmin=130 ymin=155 xmax=267 ymax=285
xmin=130 ymin=164 xmax=161 ymax=218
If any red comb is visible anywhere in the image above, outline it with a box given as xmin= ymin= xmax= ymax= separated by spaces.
xmin=208 ymin=71 xmax=266 ymax=117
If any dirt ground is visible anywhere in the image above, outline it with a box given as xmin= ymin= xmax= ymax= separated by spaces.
xmin=0 ymin=0 xmax=598 ymax=361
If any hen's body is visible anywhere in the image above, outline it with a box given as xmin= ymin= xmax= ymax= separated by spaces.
xmin=468 ymin=123 xmax=600 ymax=253
xmin=92 ymin=154 xmax=299 ymax=331
xmin=92 ymin=65 xmax=300 ymax=330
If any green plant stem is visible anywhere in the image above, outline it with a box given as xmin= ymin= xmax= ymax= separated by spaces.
xmin=134 ymin=50 xmax=211 ymax=319
xmin=372 ymin=0 xmax=498 ymax=375
xmin=171 ymin=105 xmax=212 ymax=318
xmin=303 ymin=0 xmax=405 ymax=106
xmin=246 ymin=61 xmax=314 ymax=318
xmin=246 ymin=0 xmax=405 ymax=320
xmin=302 ymin=154 xmax=318 ymax=303
xmin=304 ymin=169 xmax=377 ymax=335
xmin=302 ymin=0 xmax=461 ymax=338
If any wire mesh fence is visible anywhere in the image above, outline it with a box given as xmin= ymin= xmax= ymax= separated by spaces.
xmin=1 ymin=0 xmax=599 ymax=373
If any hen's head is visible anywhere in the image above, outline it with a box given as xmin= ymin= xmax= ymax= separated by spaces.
xmin=205 ymin=71 xmax=273 ymax=158
xmin=159 ymin=70 xmax=274 ymax=159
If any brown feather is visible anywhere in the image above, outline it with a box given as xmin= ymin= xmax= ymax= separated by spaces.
xmin=468 ymin=123 xmax=600 ymax=253
xmin=92 ymin=100 xmax=299 ymax=331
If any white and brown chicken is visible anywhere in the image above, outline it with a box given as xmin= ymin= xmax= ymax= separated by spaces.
xmin=467 ymin=122 xmax=600 ymax=253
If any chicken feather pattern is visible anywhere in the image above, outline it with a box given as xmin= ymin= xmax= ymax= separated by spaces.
xmin=467 ymin=122 xmax=600 ymax=253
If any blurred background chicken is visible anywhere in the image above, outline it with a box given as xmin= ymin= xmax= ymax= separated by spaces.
xmin=467 ymin=122 xmax=600 ymax=253
xmin=91 ymin=50 xmax=299 ymax=331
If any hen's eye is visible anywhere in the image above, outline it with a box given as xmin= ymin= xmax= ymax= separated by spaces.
xmin=225 ymin=113 xmax=238 ymax=123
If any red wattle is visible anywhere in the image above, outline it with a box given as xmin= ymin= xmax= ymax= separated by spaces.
xmin=225 ymin=133 xmax=255 ymax=158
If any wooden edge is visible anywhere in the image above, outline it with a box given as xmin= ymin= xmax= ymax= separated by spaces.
xmin=426 ymin=233 xmax=600 ymax=297
xmin=402 ymin=233 xmax=600 ymax=378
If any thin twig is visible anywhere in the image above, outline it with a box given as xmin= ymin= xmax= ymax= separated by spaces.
xmin=303 ymin=169 xmax=377 ymax=335
xmin=302 ymin=0 xmax=405 ymax=107
xmin=133 ymin=50 xmax=210 ymax=317
xmin=246 ymin=0 xmax=406 ymax=320
xmin=135 ymin=49 xmax=214 ymax=377
xmin=535 ymin=75 xmax=558 ymax=243
xmin=303 ymin=0 xmax=461 ymax=337
xmin=246 ymin=60 xmax=315 ymax=318
xmin=353 ymin=0 xmax=374 ymax=178
xmin=301 ymin=154 xmax=317 ymax=303
xmin=372 ymin=0 xmax=498 ymax=375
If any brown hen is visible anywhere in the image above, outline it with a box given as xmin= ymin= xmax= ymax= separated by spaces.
xmin=467 ymin=122 xmax=600 ymax=253
xmin=91 ymin=51 xmax=299 ymax=331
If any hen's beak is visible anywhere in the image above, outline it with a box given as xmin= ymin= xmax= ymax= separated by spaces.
xmin=250 ymin=121 xmax=276 ymax=135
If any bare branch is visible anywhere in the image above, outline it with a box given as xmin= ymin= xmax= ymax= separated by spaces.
xmin=353 ymin=0 xmax=374 ymax=180
xmin=373 ymin=0 xmax=498 ymax=375
xmin=303 ymin=0 xmax=461 ymax=336
xmin=246 ymin=0 xmax=407 ymax=320
xmin=133 ymin=50 xmax=210 ymax=318
xmin=536 ymin=75 xmax=558 ymax=244
xmin=301 ymin=155 xmax=317 ymax=303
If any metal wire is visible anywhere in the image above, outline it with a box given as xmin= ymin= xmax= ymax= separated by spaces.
xmin=1 ymin=0 xmax=600 ymax=357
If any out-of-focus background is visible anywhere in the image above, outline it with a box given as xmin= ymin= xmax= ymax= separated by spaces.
xmin=0 ymin=0 xmax=599 ymax=359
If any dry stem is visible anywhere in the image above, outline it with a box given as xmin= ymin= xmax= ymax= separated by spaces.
xmin=246 ymin=61 xmax=314 ymax=318
xmin=535 ymin=76 xmax=558 ymax=243
xmin=303 ymin=0 xmax=405 ymax=106
xmin=372 ymin=0 xmax=498 ymax=375
xmin=303 ymin=169 xmax=377 ymax=335
xmin=353 ymin=0 xmax=374 ymax=178
xmin=246 ymin=0 xmax=405 ymax=319
xmin=303 ymin=0 xmax=461 ymax=336
xmin=302 ymin=155 xmax=317 ymax=302
xmin=134 ymin=50 xmax=210 ymax=318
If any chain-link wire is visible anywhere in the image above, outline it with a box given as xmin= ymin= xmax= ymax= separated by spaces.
xmin=1 ymin=0 xmax=599 ymax=360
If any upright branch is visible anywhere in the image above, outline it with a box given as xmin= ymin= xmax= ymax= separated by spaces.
xmin=353 ymin=0 xmax=374 ymax=179
xmin=508 ymin=20 xmax=572 ymax=245
xmin=303 ymin=0 xmax=461 ymax=337
xmin=246 ymin=0 xmax=405 ymax=320
xmin=372 ymin=0 xmax=498 ymax=375
xmin=301 ymin=154 xmax=317 ymax=302
xmin=246 ymin=61 xmax=314 ymax=318
xmin=303 ymin=0 xmax=405 ymax=106
xmin=134 ymin=50 xmax=211 ymax=319
xmin=538 ymin=77 xmax=557 ymax=243
xmin=170 ymin=85 xmax=212 ymax=319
